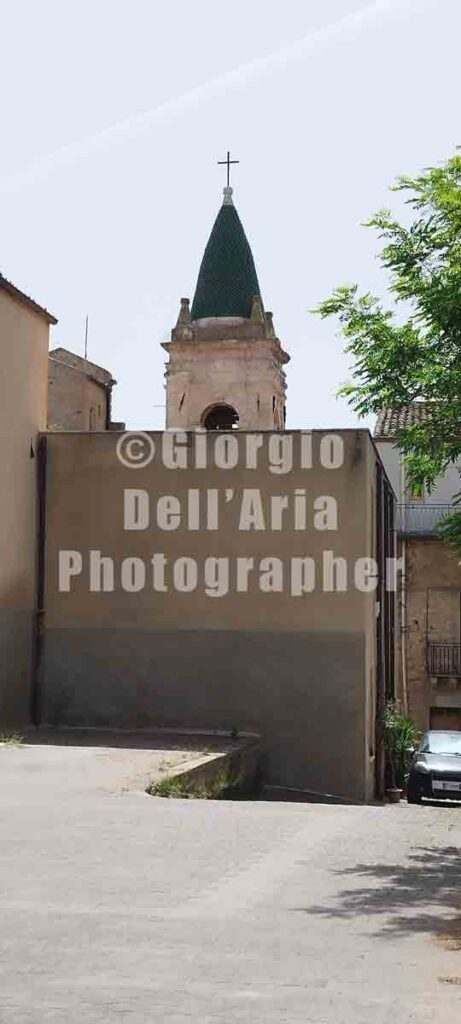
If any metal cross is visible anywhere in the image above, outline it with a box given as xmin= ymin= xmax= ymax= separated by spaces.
xmin=218 ymin=150 xmax=239 ymax=187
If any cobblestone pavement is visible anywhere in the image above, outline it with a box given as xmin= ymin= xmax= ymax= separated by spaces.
xmin=1 ymin=741 xmax=461 ymax=1022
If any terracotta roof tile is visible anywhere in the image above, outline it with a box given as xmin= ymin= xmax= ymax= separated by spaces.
xmin=374 ymin=402 xmax=438 ymax=437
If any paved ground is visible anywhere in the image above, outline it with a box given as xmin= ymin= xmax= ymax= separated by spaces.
xmin=0 ymin=730 xmax=240 ymax=795
xmin=1 ymin=740 xmax=461 ymax=1023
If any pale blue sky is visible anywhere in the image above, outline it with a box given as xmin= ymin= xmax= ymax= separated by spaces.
xmin=1 ymin=0 xmax=458 ymax=429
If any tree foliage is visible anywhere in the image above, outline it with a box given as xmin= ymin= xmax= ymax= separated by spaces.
xmin=313 ymin=153 xmax=461 ymax=550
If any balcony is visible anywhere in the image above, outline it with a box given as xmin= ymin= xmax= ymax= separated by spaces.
xmin=396 ymin=503 xmax=456 ymax=537
xmin=427 ymin=643 xmax=461 ymax=677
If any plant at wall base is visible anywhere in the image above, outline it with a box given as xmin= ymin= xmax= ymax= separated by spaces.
xmin=0 ymin=733 xmax=23 ymax=746
xmin=147 ymin=768 xmax=242 ymax=800
xmin=148 ymin=776 xmax=191 ymax=798
xmin=312 ymin=151 xmax=461 ymax=556
xmin=381 ymin=702 xmax=420 ymax=799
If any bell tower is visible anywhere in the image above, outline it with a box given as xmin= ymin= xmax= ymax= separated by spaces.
xmin=162 ymin=174 xmax=289 ymax=430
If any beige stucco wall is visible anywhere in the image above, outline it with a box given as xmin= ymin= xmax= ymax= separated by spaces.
xmin=48 ymin=359 xmax=107 ymax=431
xmin=0 ymin=290 xmax=51 ymax=726
xmin=39 ymin=429 xmax=382 ymax=801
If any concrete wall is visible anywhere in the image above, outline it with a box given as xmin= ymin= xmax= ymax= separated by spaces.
xmin=39 ymin=429 xmax=383 ymax=801
xmin=0 ymin=290 xmax=50 ymax=727
xmin=48 ymin=359 xmax=107 ymax=431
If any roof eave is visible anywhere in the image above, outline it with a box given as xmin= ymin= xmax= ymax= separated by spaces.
xmin=0 ymin=274 xmax=57 ymax=325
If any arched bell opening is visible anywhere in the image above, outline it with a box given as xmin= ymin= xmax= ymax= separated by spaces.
xmin=201 ymin=404 xmax=239 ymax=431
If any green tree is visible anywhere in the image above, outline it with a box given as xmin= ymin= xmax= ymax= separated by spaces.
xmin=313 ymin=152 xmax=461 ymax=551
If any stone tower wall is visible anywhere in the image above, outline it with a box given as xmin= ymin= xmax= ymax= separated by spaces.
xmin=163 ymin=307 xmax=289 ymax=431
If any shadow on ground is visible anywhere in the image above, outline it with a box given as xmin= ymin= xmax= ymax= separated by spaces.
xmin=23 ymin=726 xmax=234 ymax=753
xmin=294 ymin=845 xmax=461 ymax=944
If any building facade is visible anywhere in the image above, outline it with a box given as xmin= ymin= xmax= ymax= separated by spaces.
xmin=375 ymin=403 xmax=461 ymax=731
xmin=48 ymin=348 xmax=118 ymax=432
xmin=0 ymin=275 xmax=56 ymax=727
xmin=38 ymin=428 xmax=393 ymax=802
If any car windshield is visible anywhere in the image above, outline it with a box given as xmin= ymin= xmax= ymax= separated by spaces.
xmin=421 ymin=732 xmax=461 ymax=755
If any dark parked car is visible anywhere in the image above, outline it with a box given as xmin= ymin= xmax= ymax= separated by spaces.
xmin=408 ymin=730 xmax=461 ymax=804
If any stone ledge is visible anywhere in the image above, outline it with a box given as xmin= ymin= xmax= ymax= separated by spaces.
xmin=147 ymin=734 xmax=261 ymax=798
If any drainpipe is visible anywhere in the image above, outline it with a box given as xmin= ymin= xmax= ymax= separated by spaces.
xmin=31 ymin=435 xmax=47 ymax=727
xmin=401 ymin=537 xmax=409 ymax=715
xmin=400 ymin=457 xmax=409 ymax=715
xmin=105 ymin=383 xmax=113 ymax=430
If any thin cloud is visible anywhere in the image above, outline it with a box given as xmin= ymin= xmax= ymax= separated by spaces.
xmin=1 ymin=0 xmax=418 ymax=192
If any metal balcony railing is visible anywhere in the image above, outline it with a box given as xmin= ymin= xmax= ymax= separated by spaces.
xmin=427 ymin=643 xmax=461 ymax=677
xmin=396 ymin=503 xmax=456 ymax=536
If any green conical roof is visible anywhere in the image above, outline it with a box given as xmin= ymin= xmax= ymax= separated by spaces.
xmin=191 ymin=189 xmax=262 ymax=320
